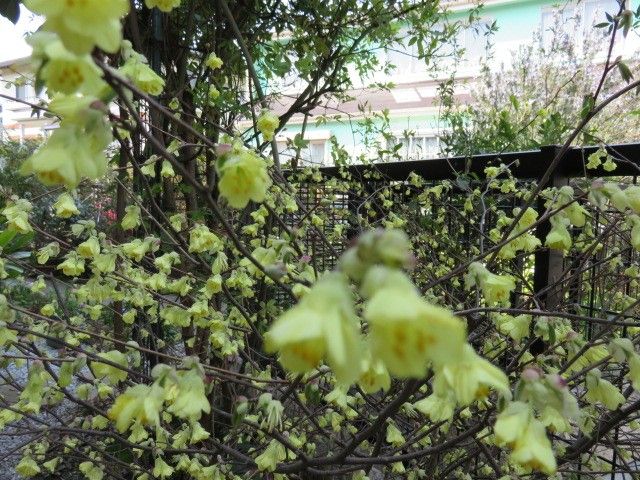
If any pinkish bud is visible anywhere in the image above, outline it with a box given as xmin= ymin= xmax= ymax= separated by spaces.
xmin=521 ymin=367 xmax=541 ymax=382
xmin=215 ymin=143 xmax=232 ymax=156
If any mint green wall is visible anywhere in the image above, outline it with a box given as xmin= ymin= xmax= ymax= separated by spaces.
xmin=279 ymin=113 xmax=441 ymax=159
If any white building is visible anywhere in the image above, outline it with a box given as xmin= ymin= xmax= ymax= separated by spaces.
xmin=0 ymin=56 xmax=53 ymax=142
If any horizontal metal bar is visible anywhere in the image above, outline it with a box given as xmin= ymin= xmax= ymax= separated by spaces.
xmin=291 ymin=143 xmax=640 ymax=181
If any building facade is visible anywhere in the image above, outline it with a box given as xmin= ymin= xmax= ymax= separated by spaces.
xmin=0 ymin=56 xmax=53 ymax=142
xmin=273 ymin=0 xmax=636 ymax=166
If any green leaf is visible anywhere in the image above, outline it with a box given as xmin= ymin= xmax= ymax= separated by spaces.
xmin=622 ymin=10 xmax=633 ymax=37
xmin=5 ymin=231 xmax=34 ymax=254
xmin=0 ymin=230 xmax=17 ymax=248
xmin=580 ymin=94 xmax=595 ymax=119
xmin=618 ymin=61 xmax=634 ymax=83
xmin=0 ymin=0 xmax=20 ymax=24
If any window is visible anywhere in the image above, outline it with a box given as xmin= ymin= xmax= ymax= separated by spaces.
xmin=387 ymin=134 xmax=440 ymax=161
xmin=435 ymin=18 xmax=492 ymax=72
xmin=460 ymin=19 xmax=493 ymax=62
xmin=277 ymin=139 xmax=328 ymax=166
xmin=15 ymin=84 xmax=27 ymax=100
xmin=386 ymin=34 xmax=428 ymax=77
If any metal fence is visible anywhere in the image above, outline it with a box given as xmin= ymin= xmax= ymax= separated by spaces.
xmin=287 ymin=143 xmax=640 ymax=479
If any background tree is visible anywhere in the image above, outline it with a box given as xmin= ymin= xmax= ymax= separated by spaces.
xmin=442 ymin=4 xmax=640 ymax=156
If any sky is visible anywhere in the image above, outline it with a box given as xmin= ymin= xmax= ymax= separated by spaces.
xmin=0 ymin=5 xmax=42 ymax=63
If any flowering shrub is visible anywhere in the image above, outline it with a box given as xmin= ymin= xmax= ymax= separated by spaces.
xmin=1 ymin=1 xmax=640 ymax=479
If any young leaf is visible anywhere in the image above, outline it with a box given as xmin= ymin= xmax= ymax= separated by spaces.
xmin=618 ymin=61 xmax=634 ymax=83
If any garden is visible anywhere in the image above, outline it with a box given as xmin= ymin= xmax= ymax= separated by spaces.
xmin=1 ymin=0 xmax=640 ymax=479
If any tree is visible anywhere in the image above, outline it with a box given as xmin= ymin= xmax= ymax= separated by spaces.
xmin=442 ymin=3 xmax=640 ymax=156
xmin=2 ymin=1 xmax=640 ymax=479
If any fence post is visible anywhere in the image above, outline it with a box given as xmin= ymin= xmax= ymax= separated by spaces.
xmin=533 ymin=145 xmax=569 ymax=310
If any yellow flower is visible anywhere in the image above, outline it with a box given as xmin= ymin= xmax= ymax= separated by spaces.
xmin=2 ymin=198 xmax=32 ymax=234
xmin=630 ymin=216 xmax=640 ymax=251
xmin=15 ymin=456 xmax=41 ymax=478
xmin=341 ymin=230 xmax=412 ymax=283
xmin=586 ymin=148 xmax=605 ymax=169
xmin=414 ymin=393 xmax=455 ymax=422
xmin=36 ymin=242 xmax=60 ymax=265
xmin=433 ymin=344 xmax=510 ymax=405
xmin=92 ymin=253 xmax=116 ymax=274
xmin=77 ymin=236 xmax=100 ymax=258
xmin=466 ymin=262 xmax=515 ymax=306
xmin=626 ymin=185 xmax=640 ymax=214
xmin=122 ymin=309 xmax=137 ymax=325
xmin=154 ymin=252 xmax=180 ymax=274
xmin=161 ymin=305 xmax=191 ymax=327
xmin=566 ymin=344 xmax=609 ymax=373
xmin=494 ymin=314 xmax=531 ymax=343
xmin=121 ymin=238 xmax=152 ymax=261
xmin=169 ymin=213 xmax=185 ymax=231
xmin=603 ymin=156 xmax=617 ymax=172
xmin=566 ymin=203 xmax=587 ymax=227
xmin=42 ymin=458 xmax=60 ymax=473
xmin=208 ymin=85 xmax=220 ymax=100
xmin=216 ymin=142 xmax=271 ymax=209
xmin=189 ymin=224 xmax=222 ymax=253
xmin=603 ymin=182 xmax=628 ymax=212
xmin=257 ymin=110 xmax=279 ymax=142
xmin=20 ymin=362 xmax=48 ymax=413
xmin=91 ymin=350 xmax=129 ymax=384
xmin=166 ymin=368 xmax=211 ymax=420
xmin=585 ymin=369 xmax=625 ymax=410
xmin=119 ymin=56 xmax=165 ymax=96
xmin=386 ymin=421 xmax=405 ymax=447
xmin=32 ymin=36 xmax=104 ymax=95
xmin=203 ymin=274 xmax=223 ymax=297
xmin=239 ymin=246 xmax=278 ymax=277
xmin=265 ymin=272 xmax=363 ymax=385
xmin=494 ymin=401 xmax=556 ymax=475
xmin=57 ymin=252 xmax=85 ymax=276
xmin=79 ymin=461 xmax=104 ymax=480
xmin=21 ymin=132 xmax=79 ymax=187
xmin=190 ymin=422 xmax=210 ymax=444
xmin=108 ymin=383 xmax=164 ymax=432
xmin=40 ymin=303 xmax=56 ymax=316
xmin=160 ymin=160 xmax=175 ymax=178
xmin=255 ymin=439 xmax=287 ymax=472
xmin=364 ymin=278 xmax=466 ymax=378
xmin=625 ymin=353 xmax=640 ymax=392
xmin=53 ymin=192 xmax=80 ymax=218
xmin=145 ymin=0 xmax=182 ymax=12
xmin=482 ymin=273 xmax=515 ymax=306
xmin=540 ymin=405 xmax=572 ymax=433
xmin=121 ymin=205 xmax=141 ymax=230
xmin=205 ymin=53 xmax=223 ymax=69
xmin=24 ymin=0 xmax=129 ymax=54
xmin=21 ymin=121 xmax=111 ymax=188
xmin=358 ymin=355 xmax=391 ymax=394
xmin=0 ymin=325 xmax=17 ymax=347
xmin=152 ymin=457 xmax=174 ymax=479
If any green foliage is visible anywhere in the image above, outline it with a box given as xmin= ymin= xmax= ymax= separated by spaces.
xmin=442 ymin=9 xmax=640 ymax=156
